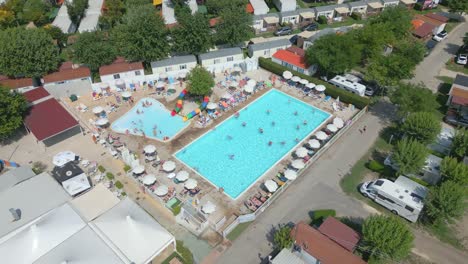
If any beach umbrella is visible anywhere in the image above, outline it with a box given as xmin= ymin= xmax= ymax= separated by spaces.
xmin=306 ymin=83 xmax=316 ymax=89
xmin=300 ymin=79 xmax=309 ymax=85
xmin=154 ymin=185 xmax=169 ymax=196
xmin=132 ymin=165 xmax=145 ymax=175
xmin=291 ymin=76 xmax=301 ymax=82
xmin=308 ymin=139 xmax=320 ymax=149
xmin=284 ymin=169 xmax=297 ymax=180
xmin=156 ymin=82 xmax=165 ymax=88
xmin=53 ymin=151 xmax=76 ymax=167
xmin=202 ymin=201 xmax=216 ymax=214
xmin=206 ymin=102 xmax=218 ymax=110
xmin=283 ymin=71 xmax=292 ymax=79
xmin=229 ymin=81 xmax=239 ymax=87
xmin=315 ymin=131 xmax=328 ymax=141
xmin=315 ymin=85 xmax=326 ymax=92
xmin=291 ymin=159 xmax=305 ymax=170
xmin=222 ymin=92 xmax=232 ymax=99
xmin=121 ymin=91 xmax=132 ymax=98
xmin=144 ymin=145 xmax=157 ymax=154
xmin=184 ymin=178 xmax=198 ymax=189
xmin=295 ymin=147 xmax=308 ymax=158
xmin=142 ymin=174 xmax=156 ymax=185
xmin=162 ymin=161 xmax=176 ymax=172
xmin=95 ymin=118 xmax=109 ymax=126
xmin=233 ymin=66 xmax=242 ymax=73
xmin=244 ymin=85 xmax=254 ymax=93
xmin=333 ymin=117 xmax=344 ymax=128
xmin=178 ymin=71 xmax=187 ymax=79
xmin=159 ymin=73 xmax=168 ymax=79
xmin=264 ymin=180 xmax=278 ymax=193
xmin=92 ymin=106 xmax=104 ymax=114
xmin=327 ymin=124 xmax=338 ymax=132
xmin=176 ymin=170 xmax=189 ymax=181
xmin=247 ymin=79 xmax=256 ymax=87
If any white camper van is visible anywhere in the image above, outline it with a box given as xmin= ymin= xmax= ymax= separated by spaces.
xmin=328 ymin=74 xmax=366 ymax=97
xmin=360 ymin=176 xmax=428 ymax=222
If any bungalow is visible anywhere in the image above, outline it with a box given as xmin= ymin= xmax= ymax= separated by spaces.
xmin=252 ymin=13 xmax=280 ymax=33
xmin=333 ymin=4 xmax=351 ymax=19
xmin=414 ymin=14 xmax=447 ymax=34
xmin=272 ymin=49 xmax=317 ymax=75
xmin=0 ymin=76 xmax=35 ymax=92
xmin=298 ymin=8 xmax=316 ymax=27
xmin=198 ymin=48 xmax=246 ymax=74
xmin=279 ymin=10 xmax=300 ymax=26
xmin=399 ymin=0 xmax=417 ymax=9
xmin=99 ymin=58 xmax=144 ymax=88
xmin=348 ymin=1 xmax=368 ymax=14
xmin=273 ymin=0 xmax=297 ymax=12
xmin=151 ymin=55 xmax=197 ymax=78
xmin=314 ymin=5 xmax=335 ymax=21
xmin=412 ymin=20 xmax=436 ymax=39
xmin=366 ymin=0 xmax=384 ymax=15
xmin=249 ymin=0 xmax=269 ymax=15
xmin=382 ymin=0 xmax=400 ymax=9
xmin=446 ymin=74 xmax=468 ymax=127
xmin=42 ymin=62 xmax=92 ymax=98
xmin=301 ymin=26 xmax=352 ymax=49
xmin=248 ymin=38 xmax=290 ymax=58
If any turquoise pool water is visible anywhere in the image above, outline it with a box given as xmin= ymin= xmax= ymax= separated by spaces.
xmin=175 ymin=89 xmax=330 ymax=199
xmin=111 ymin=98 xmax=189 ymax=141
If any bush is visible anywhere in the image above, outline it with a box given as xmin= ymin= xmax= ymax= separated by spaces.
xmin=274 ymin=225 xmax=293 ymax=249
xmin=98 ymin=165 xmax=106 ymax=173
xmin=106 ymin=172 xmax=114 ymax=180
xmin=408 ymin=176 xmax=430 ymax=187
xmin=258 ymin=58 xmax=370 ymax=108
xmin=350 ymin=12 xmax=362 ymax=20
xmin=121 ymin=192 xmax=127 ymax=196
xmin=311 ymin=209 xmax=336 ymax=226
xmin=176 ymin=240 xmax=194 ymax=264
xmin=123 ymin=164 xmax=131 ymax=172
xmin=32 ymin=161 xmax=47 ymax=175
xmin=367 ymin=160 xmax=385 ymax=173
xmin=317 ymin=15 xmax=327 ymax=24
xmin=115 ymin=180 xmax=124 ymax=189
xmin=172 ymin=204 xmax=182 ymax=216
xmin=414 ymin=3 xmax=423 ymax=11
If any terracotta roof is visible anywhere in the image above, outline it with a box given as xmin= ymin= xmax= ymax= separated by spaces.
xmin=450 ymin=87 xmax=468 ymax=99
xmin=0 ymin=77 xmax=33 ymax=89
xmin=23 ymin=87 xmax=50 ymax=103
xmin=451 ymin=96 xmax=468 ymax=106
xmin=273 ymin=50 xmax=308 ymax=69
xmin=43 ymin=64 xmax=91 ymax=84
xmin=425 ymin=13 xmax=449 ymax=23
xmin=99 ymin=58 xmax=144 ymax=76
xmin=412 ymin=23 xmax=435 ymax=38
xmin=291 ymin=222 xmax=367 ymax=264
xmin=411 ymin=19 xmax=425 ymax=29
xmin=414 ymin=14 xmax=445 ymax=27
xmin=286 ymin=46 xmax=306 ymax=57
xmin=246 ymin=3 xmax=254 ymax=14
xmin=209 ymin=17 xmax=221 ymax=27
xmin=24 ymin=98 xmax=79 ymax=141
xmin=318 ymin=217 xmax=361 ymax=252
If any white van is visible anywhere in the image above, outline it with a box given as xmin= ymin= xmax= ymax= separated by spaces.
xmin=328 ymin=74 xmax=366 ymax=97
xmin=360 ymin=176 xmax=428 ymax=223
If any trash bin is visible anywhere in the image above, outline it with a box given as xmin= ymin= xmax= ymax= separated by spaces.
xmin=69 ymin=94 xmax=78 ymax=102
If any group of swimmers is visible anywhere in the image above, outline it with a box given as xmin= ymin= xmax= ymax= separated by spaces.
xmin=141 ymin=100 xmax=153 ymax=108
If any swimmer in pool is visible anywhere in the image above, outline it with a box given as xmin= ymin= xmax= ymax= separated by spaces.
xmin=271 ymin=121 xmax=275 ymax=126
xmin=229 ymin=154 xmax=235 ymax=160
xmin=294 ymin=111 xmax=298 ymax=116
xmin=268 ymin=141 xmax=272 ymax=146
xmin=242 ymin=122 xmax=246 ymax=127
xmin=280 ymin=141 xmax=286 ymax=146
xmin=296 ymin=125 xmax=300 ymax=130
xmin=266 ymin=109 xmax=271 ymax=115
xmin=303 ymin=120 xmax=307 ymax=125
xmin=259 ymin=128 xmax=264 ymax=134
xmin=227 ymin=135 xmax=233 ymax=140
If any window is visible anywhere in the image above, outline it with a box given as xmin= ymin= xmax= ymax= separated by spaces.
xmin=180 ymin=64 xmax=187 ymax=70
xmin=405 ymin=205 xmax=414 ymax=212
xmin=374 ymin=180 xmax=384 ymax=186
xmin=214 ymin=59 xmax=221 ymax=64
xmin=165 ymin=66 xmax=173 ymax=72
xmin=113 ymin=74 xmax=120 ymax=79
xmin=227 ymin=56 xmax=234 ymax=62
xmin=297 ymin=68 xmax=304 ymax=74
xmin=135 ymin=71 xmax=141 ymax=76
xmin=263 ymin=50 xmax=270 ymax=56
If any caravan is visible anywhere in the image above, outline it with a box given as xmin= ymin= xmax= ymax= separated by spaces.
xmin=360 ymin=176 xmax=428 ymax=222
xmin=328 ymin=74 xmax=366 ymax=97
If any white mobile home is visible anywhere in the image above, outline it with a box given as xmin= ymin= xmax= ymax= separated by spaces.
xmin=314 ymin=5 xmax=335 ymax=20
xmin=42 ymin=62 xmax=92 ymax=98
xmin=382 ymin=0 xmax=400 ymax=9
xmin=253 ymin=13 xmax=280 ymax=33
xmin=99 ymin=58 xmax=144 ymax=88
xmin=279 ymin=10 xmax=300 ymax=25
xmin=78 ymin=0 xmax=104 ymax=32
xmin=328 ymin=74 xmax=366 ymax=96
xmin=273 ymin=0 xmax=297 ymax=12
xmin=250 ymin=0 xmax=269 ymax=15
xmin=52 ymin=4 xmax=76 ymax=34
xmin=198 ymin=48 xmax=248 ymax=74
xmin=348 ymin=1 xmax=368 ymax=14
xmin=248 ymin=38 xmax=291 ymax=58
xmin=151 ymin=55 xmax=197 ymax=78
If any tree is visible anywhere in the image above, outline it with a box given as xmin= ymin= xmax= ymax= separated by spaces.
xmin=440 ymin=157 xmax=468 ymax=185
xmin=99 ymin=0 xmax=125 ymax=30
xmin=362 ymin=215 xmax=413 ymax=261
xmin=72 ymin=31 xmax=116 ymax=71
xmin=389 ymin=83 xmax=439 ymax=118
xmin=21 ymin=0 xmax=51 ymax=25
xmin=392 ymin=138 xmax=428 ymax=175
xmin=186 ymin=66 xmax=214 ymax=96
xmin=111 ymin=4 xmax=169 ymax=62
xmin=0 ymin=9 xmax=15 ymax=29
xmin=44 ymin=25 xmax=67 ymax=47
xmin=205 ymin=0 xmax=245 ymax=16
xmin=306 ymin=33 xmax=363 ymax=76
xmin=369 ymin=6 xmax=412 ymax=39
xmin=0 ymin=27 xmax=60 ymax=77
xmin=171 ymin=12 xmax=213 ymax=55
xmin=354 ymin=23 xmax=395 ymax=60
xmin=273 ymin=225 xmax=293 ymax=249
xmin=0 ymin=86 xmax=28 ymax=140
xmin=446 ymin=0 xmax=468 ymax=13
xmin=425 ymin=181 xmax=466 ymax=224
xmin=66 ymin=0 xmax=89 ymax=25
xmin=451 ymin=128 xmax=468 ymax=159
xmin=400 ymin=112 xmax=441 ymax=145
xmin=215 ymin=1 xmax=253 ymax=46
xmin=124 ymin=0 xmax=151 ymax=8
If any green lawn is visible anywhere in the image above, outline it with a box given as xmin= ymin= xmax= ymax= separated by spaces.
xmin=420 ymin=221 xmax=465 ymax=250
xmin=226 ymin=221 xmax=253 ymax=241
xmin=446 ymin=58 xmax=468 ymax=75
xmin=444 ymin=21 xmax=460 ymax=33
xmin=410 ymin=6 xmax=442 ymax=15
xmin=318 ymin=18 xmax=365 ymax=30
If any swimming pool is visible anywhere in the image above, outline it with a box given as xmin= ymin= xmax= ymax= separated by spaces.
xmin=175 ymin=89 xmax=331 ymax=199
xmin=111 ymin=98 xmax=189 ymax=141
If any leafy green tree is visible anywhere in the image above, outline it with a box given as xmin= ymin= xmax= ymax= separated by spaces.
xmin=440 ymin=157 xmax=468 ymax=185
xmin=273 ymin=225 xmax=293 ymax=249
xmin=186 ymin=66 xmax=214 ymax=96
xmin=99 ymin=0 xmax=125 ymax=30
xmin=215 ymin=1 xmax=253 ymax=46
xmin=0 ymin=27 xmax=60 ymax=77
xmin=172 ymin=12 xmax=213 ymax=55
xmin=21 ymin=0 xmax=51 ymax=25
xmin=124 ymin=0 xmax=151 ymax=8
xmin=171 ymin=0 xmax=188 ymax=6
xmin=395 ymin=40 xmax=425 ymax=65
xmin=72 ymin=31 xmax=116 ymax=71
xmin=306 ymin=33 xmax=363 ymax=76
xmin=446 ymin=0 xmax=468 ymax=13
xmin=0 ymin=9 xmax=15 ymax=28
xmin=205 ymin=0 xmax=246 ymax=16
xmin=369 ymin=6 xmax=412 ymax=38
xmin=451 ymin=128 xmax=468 ymax=159
xmin=389 ymin=83 xmax=439 ymax=118
xmin=66 ymin=0 xmax=89 ymax=25
xmin=392 ymin=138 xmax=428 ymax=175
xmin=366 ymin=54 xmax=415 ymax=87
xmin=354 ymin=23 xmax=395 ymax=60
xmin=425 ymin=181 xmax=466 ymax=224
xmin=400 ymin=112 xmax=441 ymax=144
xmin=111 ymin=4 xmax=169 ymax=62
xmin=44 ymin=25 xmax=67 ymax=47
xmin=362 ymin=215 xmax=414 ymax=261
xmin=0 ymin=86 xmax=28 ymax=140
xmin=464 ymin=32 xmax=468 ymax=46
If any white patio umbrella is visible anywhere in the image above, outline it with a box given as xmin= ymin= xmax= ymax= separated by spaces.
xmin=176 ymin=170 xmax=189 ymax=181
xmin=308 ymin=139 xmax=321 ymax=149
xmin=315 ymin=85 xmax=326 ymax=92
xmin=99 ymin=82 xmax=109 ymax=89
xmin=284 ymin=169 xmax=297 ymax=180
xmin=53 ymin=151 xmax=76 ymax=167
xmin=95 ymin=118 xmax=109 ymax=126
xmin=162 ymin=161 xmax=176 ymax=172
xmin=142 ymin=174 xmax=156 ymax=185
xmin=264 ymin=180 xmax=278 ymax=193
xmin=291 ymin=159 xmax=305 ymax=170
xmin=202 ymin=201 xmax=217 ymax=214
xmin=121 ymin=91 xmax=132 ymax=98
xmin=92 ymin=106 xmax=104 ymax=114
xmin=178 ymin=71 xmax=187 ymax=79
xmin=243 ymin=85 xmax=254 ymax=93
xmin=184 ymin=178 xmax=198 ymax=189
xmin=333 ymin=117 xmax=344 ymax=128
xmin=300 ymin=79 xmax=309 ymax=85
xmin=327 ymin=124 xmax=338 ymax=132
xmin=229 ymin=81 xmax=239 ymax=87
xmin=295 ymin=147 xmax=308 ymax=158
xmin=222 ymin=92 xmax=232 ymax=99
xmin=315 ymin=131 xmax=328 ymax=141
xmin=132 ymin=165 xmax=145 ymax=175
xmin=247 ymin=79 xmax=257 ymax=87
xmin=154 ymin=185 xmax=169 ymax=196
xmin=306 ymin=83 xmax=316 ymax=89
xmin=233 ymin=66 xmax=242 ymax=73
xmin=159 ymin=73 xmax=168 ymax=79
xmin=291 ymin=76 xmax=301 ymax=82
xmin=144 ymin=145 xmax=157 ymax=154
xmin=283 ymin=71 xmax=293 ymax=79
xmin=156 ymin=82 xmax=165 ymax=88
xmin=206 ymin=102 xmax=218 ymax=110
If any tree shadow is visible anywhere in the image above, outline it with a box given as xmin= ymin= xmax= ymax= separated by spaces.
xmin=367 ymin=100 xmax=397 ymax=125
xmin=0 ymin=127 xmax=28 ymax=146
xmin=444 ymin=43 xmax=462 ymax=56
xmin=266 ymin=225 xmax=278 ymax=244
xmin=338 ymin=216 xmax=365 ymax=234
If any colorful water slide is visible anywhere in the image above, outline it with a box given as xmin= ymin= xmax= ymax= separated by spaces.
xmin=0 ymin=159 xmax=20 ymax=168
xmin=171 ymin=89 xmax=187 ymax=116
xmin=182 ymin=96 xmax=210 ymax=121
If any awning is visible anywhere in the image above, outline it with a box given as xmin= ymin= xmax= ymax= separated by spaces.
xmin=300 ymin=11 xmax=315 ymax=19
xmin=263 ymin=16 xmax=279 ymax=24
xmin=400 ymin=0 xmax=416 ymax=4
xmin=368 ymin=2 xmax=384 ymax=9
xmin=335 ymin=7 xmax=350 ymax=14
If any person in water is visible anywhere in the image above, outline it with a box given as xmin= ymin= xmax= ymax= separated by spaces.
xmin=229 ymin=154 xmax=235 ymax=160
xmin=294 ymin=111 xmax=298 ymax=116
xmin=271 ymin=121 xmax=275 ymax=126
xmin=234 ymin=112 xmax=240 ymax=118
xmin=242 ymin=122 xmax=246 ymax=127
xmin=268 ymin=141 xmax=272 ymax=146
xmin=266 ymin=109 xmax=271 ymax=115
xmin=280 ymin=141 xmax=286 ymax=146
xmin=303 ymin=120 xmax=307 ymax=125
xmin=259 ymin=128 xmax=264 ymax=134
xmin=227 ymin=135 xmax=233 ymax=140
xmin=296 ymin=125 xmax=300 ymax=130
xmin=295 ymin=138 xmax=299 ymax=143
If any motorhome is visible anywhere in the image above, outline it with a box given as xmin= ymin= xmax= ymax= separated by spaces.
xmin=328 ymin=74 xmax=366 ymax=96
xmin=360 ymin=176 xmax=428 ymax=222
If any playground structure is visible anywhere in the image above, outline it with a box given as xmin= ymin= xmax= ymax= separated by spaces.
xmin=171 ymin=89 xmax=187 ymax=116
xmin=183 ymin=96 xmax=210 ymax=122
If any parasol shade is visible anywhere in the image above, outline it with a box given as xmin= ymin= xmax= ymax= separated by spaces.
xmin=144 ymin=145 xmax=157 ymax=154
xmin=315 ymin=85 xmax=326 ymax=92
xmin=154 ymin=185 xmax=169 ymax=196
xmin=295 ymin=147 xmax=308 ymax=158
xmin=327 ymin=124 xmax=338 ymax=132
xmin=315 ymin=131 xmax=328 ymax=140
xmin=283 ymin=71 xmax=292 ymax=79
xmin=333 ymin=117 xmax=344 ymax=128
xmin=264 ymin=179 xmax=278 ymax=192
xmin=308 ymin=139 xmax=320 ymax=149
xmin=176 ymin=170 xmax=189 ymax=181
xmin=184 ymin=178 xmax=198 ymax=189
xmin=284 ymin=169 xmax=297 ymax=180
xmin=291 ymin=159 xmax=305 ymax=169
xmin=162 ymin=161 xmax=176 ymax=172
xmin=142 ymin=174 xmax=156 ymax=185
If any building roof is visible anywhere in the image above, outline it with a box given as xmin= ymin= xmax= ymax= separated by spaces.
xmin=0 ymin=166 xmax=36 ymax=193
xmin=382 ymin=0 xmax=399 ymax=3
xmin=286 ymin=46 xmax=306 ymax=57
xmin=51 ymin=162 xmax=84 ymax=183
xmin=318 ymin=217 xmax=361 ymax=252
xmin=246 ymin=3 xmax=254 ymax=14
xmin=22 ymin=87 xmax=51 ymax=103
xmin=43 ymin=63 xmax=91 ymax=84
xmin=253 ymin=13 xmax=279 ymax=21
xmin=249 ymin=0 xmax=268 ymax=13
xmin=91 ymin=197 xmax=175 ymax=264
xmin=412 ymin=19 xmax=425 ymax=29
xmin=271 ymin=248 xmax=306 ymax=264
xmin=414 ymin=14 xmax=445 ymax=27
xmin=400 ymin=0 xmax=416 ymax=5
xmin=412 ymin=22 xmax=435 ymax=38
xmin=453 ymin=74 xmax=468 ymax=89
xmin=24 ymin=98 xmax=79 ymax=141
xmin=425 ymin=13 xmax=449 ymax=23
xmin=199 ymin=47 xmax=243 ymax=61
xmin=315 ymin=5 xmax=335 ymax=12
xmin=52 ymin=4 xmax=74 ymax=33
xmin=451 ymin=95 xmax=468 ymax=106
xmin=0 ymin=77 xmax=33 ymax=89
xmin=151 ymin=55 xmax=197 ymax=69
xmin=78 ymin=13 xmax=100 ymax=33
xmin=394 ymin=176 xmax=428 ymax=200
xmin=367 ymin=1 xmax=384 ymax=9
xmin=450 ymin=87 xmax=468 ymax=99
xmin=273 ymin=49 xmax=308 ymax=69
xmin=71 ymin=184 xmax=120 ymax=221
xmin=99 ymin=58 xmax=144 ymax=76
xmin=250 ymin=38 xmax=290 ymax=52
xmin=281 ymin=10 xmax=300 ymax=17
xmin=291 ymin=222 xmax=367 ymax=264
xmin=348 ymin=1 xmax=368 ymax=7
xmin=0 ymin=172 xmax=70 ymax=238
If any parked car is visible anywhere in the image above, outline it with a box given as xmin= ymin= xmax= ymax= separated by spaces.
xmin=359 ymin=79 xmax=380 ymax=97
xmin=289 ymin=35 xmax=299 ymax=45
xmin=456 ymin=54 xmax=467 ymax=65
xmin=432 ymin=30 xmax=448 ymax=42
xmin=274 ymin=27 xmax=292 ymax=36
xmin=425 ymin=39 xmax=438 ymax=57
xmin=301 ymin=23 xmax=318 ymax=31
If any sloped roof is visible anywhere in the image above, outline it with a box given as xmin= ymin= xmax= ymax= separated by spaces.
xmin=348 ymin=1 xmax=367 ymax=7
xmin=318 ymin=217 xmax=361 ymax=252
xmin=70 ymin=184 xmax=120 ymax=221
xmin=412 ymin=22 xmax=435 ymax=38
xmin=43 ymin=64 xmax=91 ymax=84
xmin=425 ymin=13 xmax=449 ymax=23
xmin=199 ymin=47 xmax=243 ymax=61
xmin=450 ymin=88 xmax=468 ymax=100
xmin=414 ymin=14 xmax=445 ymax=26
xmin=23 ymin=87 xmax=51 ymax=103
xmin=0 ymin=166 xmax=36 ymax=193
xmin=151 ymin=55 xmax=197 ymax=69
xmin=273 ymin=50 xmax=308 ymax=69
xmin=250 ymin=38 xmax=290 ymax=52
xmin=0 ymin=77 xmax=33 ymax=89
xmin=99 ymin=58 xmax=144 ymax=76
xmin=453 ymin=74 xmax=468 ymax=89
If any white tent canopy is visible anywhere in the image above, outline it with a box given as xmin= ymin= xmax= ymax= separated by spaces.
xmin=154 ymin=185 xmax=169 ymax=196
xmin=295 ymin=147 xmax=308 ymax=158
xmin=184 ymin=178 xmax=198 ymax=189
xmin=291 ymin=159 xmax=305 ymax=170
xmin=176 ymin=170 xmax=189 ymax=181
xmin=142 ymin=174 xmax=156 ymax=185
xmin=121 ymin=91 xmax=132 ymax=98
xmin=333 ymin=117 xmax=344 ymax=128
xmin=162 ymin=161 xmax=176 ymax=172
xmin=95 ymin=118 xmax=109 ymax=126
xmin=291 ymin=76 xmax=301 ymax=82
xmin=283 ymin=71 xmax=292 ymax=79
xmin=284 ymin=169 xmax=297 ymax=180
xmin=327 ymin=124 xmax=338 ymax=132
xmin=306 ymin=83 xmax=316 ymax=89
xmin=247 ymin=79 xmax=256 ymax=87
xmin=53 ymin=151 xmax=77 ymax=167
xmin=132 ymin=165 xmax=145 ymax=175
xmin=308 ymin=139 xmax=321 ymax=149
xmin=315 ymin=131 xmax=328 ymax=141
xmin=92 ymin=106 xmax=104 ymax=114
xmin=144 ymin=145 xmax=157 ymax=154
xmin=206 ymin=102 xmax=218 ymax=110
xmin=202 ymin=201 xmax=216 ymax=214
xmin=315 ymin=85 xmax=326 ymax=92
xmin=300 ymin=79 xmax=309 ymax=85
xmin=244 ymin=85 xmax=254 ymax=93
xmin=264 ymin=180 xmax=278 ymax=192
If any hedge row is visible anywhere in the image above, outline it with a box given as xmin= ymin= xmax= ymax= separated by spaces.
xmin=258 ymin=57 xmax=370 ymax=109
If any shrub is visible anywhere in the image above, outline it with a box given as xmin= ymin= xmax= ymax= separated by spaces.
xmin=258 ymin=58 xmax=370 ymax=108
xmin=350 ymin=12 xmax=362 ymax=20
xmin=273 ymin=225 xmax=293 ymax=249
xmin=98 ymin=165 xmax=106 ymax=173
xmin=121 ymin=192 xmax=127 ymax=196
xmin=317 ymin=15 xmax=327 ymax=24
xmin=172 ymin=204 xmax=182 ymax=216
xmin=115 ymin=180 xmax=124 ymax=189
xmin=311 ymin=209 xmax=336 ymax=226
xmin=408 ymin=176 xmax=430 ymax=187
xmin=32 ymin=161 xmax=47 ymax=175
xmin=414 ymin=3 xmax=423 ymax=11
xmin=367 ymin=160 xmax=385 ymax=173
xmin=176 ymin=240 xmax=194 ymax=264
xmin=123 ymin=164 xmax=131 ymax=172
xmin=106 ymin=172 xmax=114 ymax=180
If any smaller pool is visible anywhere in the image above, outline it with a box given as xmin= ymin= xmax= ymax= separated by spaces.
xmin=111 ymin=98 xmax=189 ymax=141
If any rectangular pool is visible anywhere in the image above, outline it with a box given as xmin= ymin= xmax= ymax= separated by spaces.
xmin=175 ymin=89 xmax=331 ymax=199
